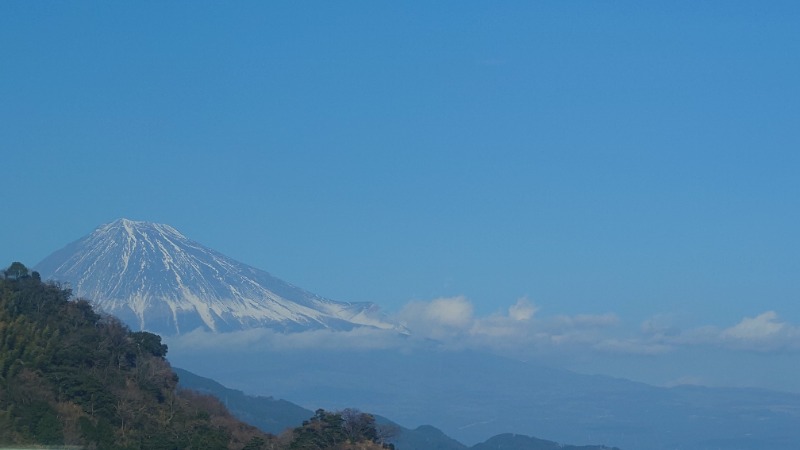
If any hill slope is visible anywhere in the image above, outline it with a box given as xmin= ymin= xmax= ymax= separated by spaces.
xmin=0 ymin=263 xmax=271 ymax=449
xmin=174 ymin=367 xmax=313 ymax=435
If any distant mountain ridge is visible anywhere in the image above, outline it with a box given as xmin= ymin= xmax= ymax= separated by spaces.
xmin=174 ymin=367 xmax=313 ymax=435
xmin=35 ymin=218 xmax=398 ymax=335
xmin=174 ymin=367 xmax=618 ymax=450
xmin=172 ymin=347 xmax=800 ymax=450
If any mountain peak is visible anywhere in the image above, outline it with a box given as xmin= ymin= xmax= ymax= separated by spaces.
xmin=105 ymin=217 xmax=150 ymax=228
xmin=101 ymin=218 xmax=185 ymax=239
xmin=35 ymin=220 xmax=398 ymax=335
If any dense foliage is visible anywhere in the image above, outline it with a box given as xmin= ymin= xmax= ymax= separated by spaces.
xmin=0 ymin=262 xmax=267 ymax=449
xmin=0 ymin=262 xmax=395 ymax=450
xmin=287 ymin=408 xmax=393 ymax=450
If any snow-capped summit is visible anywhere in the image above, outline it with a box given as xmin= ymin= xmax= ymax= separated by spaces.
xmin=35 ymin=218 xmax=398 ymax=335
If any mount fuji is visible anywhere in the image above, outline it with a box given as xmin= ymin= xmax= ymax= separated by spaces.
xmin=35 ymin=218 xmax=398 ymax=335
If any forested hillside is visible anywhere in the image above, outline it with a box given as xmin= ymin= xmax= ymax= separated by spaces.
xmin=0 ymin=262 xmax=391 ymax=450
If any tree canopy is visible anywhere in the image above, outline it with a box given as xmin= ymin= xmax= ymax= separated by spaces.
xmin=0 ymin=264 xmax=271 ymax=449
xmin=3 ymin=261 xmax=29 ymax=280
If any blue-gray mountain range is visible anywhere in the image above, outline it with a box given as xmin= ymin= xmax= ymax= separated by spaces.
xmin=174 ymin=367 xmax=618 ymax=450
xmin=171 ymin=346 xmax=800 ymax=450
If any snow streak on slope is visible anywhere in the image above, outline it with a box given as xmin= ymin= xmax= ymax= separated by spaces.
xmin=35 ymin=219 xmax=399 ymax=335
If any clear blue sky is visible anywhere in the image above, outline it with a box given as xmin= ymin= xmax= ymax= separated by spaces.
xmin=2 ymin=2 xmax=799 ymax=389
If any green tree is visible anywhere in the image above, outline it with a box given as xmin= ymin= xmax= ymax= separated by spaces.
xmin=341 ymin=408 xmax=378 ymax=443
xmin=290 ymin=409 xmax=392 ymax=449
xmin=4 ymin=261 xmax=29 ymax=280
xmin=243 ymin=436 xmax=267 ymax=450
xmin=0 ymin=265 xmax=274 ymax=449
xmin=131 ymin=331 xmax=169 ymax=357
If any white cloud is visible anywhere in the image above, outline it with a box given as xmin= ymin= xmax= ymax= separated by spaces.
xmin=718 ymin=311 xmax=800 ymax=351
xmin=397 ymin=296 xmax=474 ymax=340
xmin=168 ymin=326 xmax=271 ymax=352
xmin=721 ymin=311 xmax=786 ymax=340
xmin=167 ymin=298 xmax=800 ymax=361
xmin=641 ymin=311 xmax=800 ymax=353
xmin=398 ymin=296 xmax=630 ymax=357
xmin=168 ymin=296 xmax=629 ymax=358
xmin=508 ymin=297 xmax=537 ymax=321
xmin=468 ymin=298 xmax=537 ymax=339
xmin=162 ymin=303 xmax=800 ymax=396
xmin=167 ymin=325 xmax=409 ymax=354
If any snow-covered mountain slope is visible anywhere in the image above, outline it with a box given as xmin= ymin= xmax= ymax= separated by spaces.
xmin=35 ymin=218 xmax=399 ymax=335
